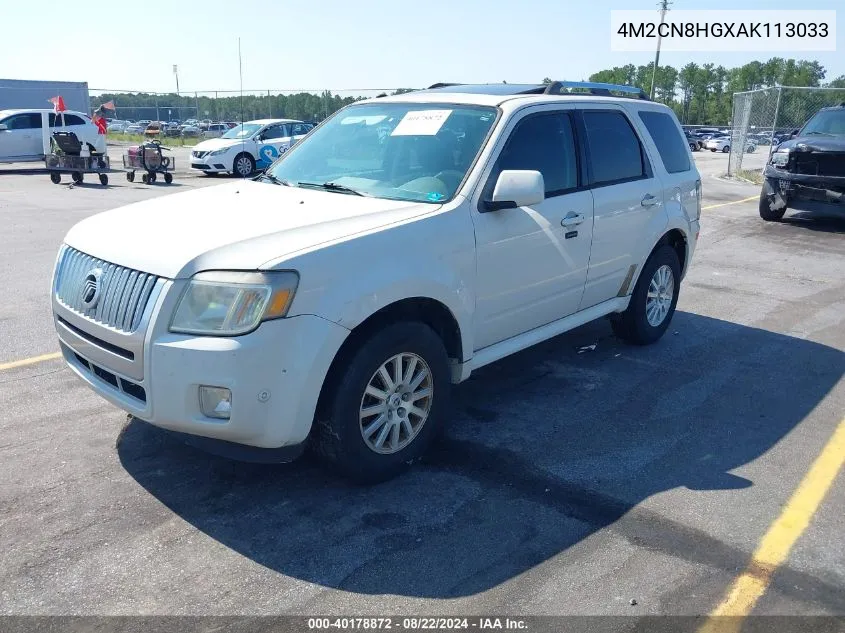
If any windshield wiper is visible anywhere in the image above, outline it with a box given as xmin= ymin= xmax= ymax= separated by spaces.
xmin=295 ymin=181 xmax=370 ymax=196
xmin=255 ymin=172 xmax=290 ymax=186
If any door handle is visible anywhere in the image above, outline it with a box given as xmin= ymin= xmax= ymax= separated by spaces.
xmin=641 ymin=193 xmax=659 ymax=208
xmin=561 ymin=212 xmax=585 ymax=227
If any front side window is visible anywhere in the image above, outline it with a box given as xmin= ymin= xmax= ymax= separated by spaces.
xmin=261 ymin=124 xmax=287 ymax=140
xmin=490 ymin=112 xmax=578 ymax=196
xmin=638 ymin=110 xmax=690 ymax=174
xmin=3 ymin=113 xmax=41 ymax=129
xmin=266 ymin=103 xmax=497 ymax=203
xmin=583 ymin=111 xmax=647 ymax=185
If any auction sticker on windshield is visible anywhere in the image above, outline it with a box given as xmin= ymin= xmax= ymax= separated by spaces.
xmin=391 ymin=110 xmax=452 ymax=136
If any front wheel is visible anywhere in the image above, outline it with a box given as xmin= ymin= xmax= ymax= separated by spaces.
xmin=99 ymin=174 xmax=108 ymax=186
xmin=71 ymin=172 xmax=83 ymax=184
xmin=759 ymin=187 xmax=786 ymax=221
xmin=312 ymin=322 xmax=450 ymax=483
xmin=50 ymin=172 xmax=61 ymax=184
xmin=722 ymin=145 xmax=730 ymax=153
xmin=233 ymin=153 xmax=255 ymax=178
xmin=164 ymin=172 xmax=173 ymax=184
xmin=612 ymin=245 xmax=681 ymax=345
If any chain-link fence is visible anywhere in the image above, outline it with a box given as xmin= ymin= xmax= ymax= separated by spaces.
xmin=727 ymin=86 xmax=845 ymax=180
xmin=89 ymin=88 xmax=407 ymax=125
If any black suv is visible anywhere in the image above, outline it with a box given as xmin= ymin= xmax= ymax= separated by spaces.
xmin=760 ymin=103 xmax=845 ymax=221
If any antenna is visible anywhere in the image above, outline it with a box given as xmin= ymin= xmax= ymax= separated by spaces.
xmin=238 ymin=37 xmax=246 ymax=179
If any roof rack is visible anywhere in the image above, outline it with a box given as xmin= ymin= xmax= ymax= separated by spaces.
xmin=544 ymin=81 xmax=650 ymax=100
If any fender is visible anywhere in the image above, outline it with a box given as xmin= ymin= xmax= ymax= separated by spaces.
xmin=279 ymin=203 xmax=478 ymax=363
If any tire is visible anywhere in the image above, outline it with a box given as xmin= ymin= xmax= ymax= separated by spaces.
xmin=99 ymin=174 xmax=108 ymax=186
xmin=164 ymin=172 xmax=173 ymax=184
xmin=126 ymin=171 xmax=135 ymax=182
xmin=722 ymin=145 xmax=730 ymax=153
xmin=313 ymin=321 xmax=451 ymax=483
xmin=71 ymin=172 xmax=83 ymax=184
xmin=50 ymin=172 xmax=61 ymax=184
xmin=689 ymin=142 xmax=697 ymax=152
xmin=710 ymin=148 xmax=716 ymax=152
xmin=148 ymin=172 xmax=157 ymax=184
xmin=141 ymin=173 xmax=149 ymax=184
xmin=233 ymin=153 xmax=255 ymax=177
xmin=759 ymin=186 xmax=786 ymax=222
xmin=611 ymin=245 xmax=681 ymax=346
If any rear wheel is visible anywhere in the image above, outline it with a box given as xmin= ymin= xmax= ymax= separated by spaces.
xmin=99 ymin=174 xmax=108 ymax=186
xmin=50 ymin=172 xmax=61 ymax=184
xmin=71 ymin=172 xmax=83 ymax=184
xmin=722 ymin=145 xmax=730 ymax=153
xmin=126 ymin=171 xmax=135 ymax=182
xmin=313 ymin=322 xmax=450 ymax=483
xmin=164 ymin=172 xmax=173 ymax=184
xmin=612 ymin=245 xmax=680 ymax=345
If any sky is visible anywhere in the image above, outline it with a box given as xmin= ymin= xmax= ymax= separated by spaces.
xmin=1 ymin=0 xmax=842 ymax=95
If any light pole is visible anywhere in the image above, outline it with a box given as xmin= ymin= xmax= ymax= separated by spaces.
xmin=649 ymin=0 xmax=671 ymax=100
xmin=173 ymin=64 xmax=180 ymax=95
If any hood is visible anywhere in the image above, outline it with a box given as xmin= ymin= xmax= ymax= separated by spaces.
xmin=192 ymin=137 xmax=249 ymax=152
xmin=776 ymin=136 xmax=845 ymax=152
xmin=64 ymin=180 xmax=437 ymax=279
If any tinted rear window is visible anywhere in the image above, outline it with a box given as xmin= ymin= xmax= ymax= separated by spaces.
xmin=583 ymin=111 xmax=646 ymax=185
xmin=638 ymin=111 xmax=690 ymax=173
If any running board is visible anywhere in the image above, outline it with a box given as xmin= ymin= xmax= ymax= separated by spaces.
xmin=452 ymin=297 xmax=629 ymax=382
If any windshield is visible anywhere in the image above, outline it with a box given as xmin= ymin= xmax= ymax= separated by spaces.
xmin=222 ymin=123 xmax=262 ymax=139
xmin=801 ymin=109 xmax=845 ymax=136
xmin=265 ymin=103 xmax=497 ymax=203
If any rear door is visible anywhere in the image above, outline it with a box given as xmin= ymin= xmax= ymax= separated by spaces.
xmin=577 ymin=106 xmax=664 ymax=310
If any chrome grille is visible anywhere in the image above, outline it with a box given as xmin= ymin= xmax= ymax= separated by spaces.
xmin=55 ymin=246 xmax=159 ymax=333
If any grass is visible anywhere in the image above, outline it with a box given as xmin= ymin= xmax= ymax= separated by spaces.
xmin=106 ymin=132 xmax=201 ymax=147
xmin=735 ymin=169 xmax=765 ymax=185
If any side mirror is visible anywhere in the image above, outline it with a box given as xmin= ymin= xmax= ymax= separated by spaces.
xmin=483 ymin=170 xmax=545 ymax=211
xmin=0 ymin=123 xmax=7 ymax=131
xmin=790 ymin=128 xmax=800 ymax=138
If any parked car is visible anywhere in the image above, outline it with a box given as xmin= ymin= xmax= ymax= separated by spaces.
xmin=123 ymin=123 xmax=145 ymax=135
xmin=760 ymin=102 xmax=845 ymax=221
xmin=705 ymin=136 xmax=756 ymax=153
xmin=201 ymin=123 xmax=231 ymax=139
xmin=107 ymin=120 xmax=129 ymax=133
xmin=0 ymin=109 xmax=106 ymax=162
xmin=51 ymin=82 xmax=700 ymax=482
xmin=199 ymin=119 xmax=212 ymax=130
xmin=224 ymin=121 xmax=238 ymax=129
xmin=190 ymin=119 xmax=313 ymax=176
xmin=684 ymin=131 xmax=703 ymax=151
xmin=144 ymin=122 xmax=163 ymax=138
xmin=180 ymin=125 xmax=202 ymax=137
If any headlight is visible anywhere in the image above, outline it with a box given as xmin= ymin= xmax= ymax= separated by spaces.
xmin=170 ymin=270 xmax=299 ymax=336
xmin=208 ymin=147 xmax=230 ymax=156
xmin=770 ymin=150 xmax=790 ymax=167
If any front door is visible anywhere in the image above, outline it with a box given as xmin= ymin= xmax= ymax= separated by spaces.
xmin=0 ymin=112 xmax=42 ymax=160
xmin=471 ymin=108 xmax=594 ymax=350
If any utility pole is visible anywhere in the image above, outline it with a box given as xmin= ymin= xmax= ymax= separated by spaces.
xmin=649 ymin=0 xmax=671 ymax=100
xmin=173 ymin=64 xmax=180 ymax=95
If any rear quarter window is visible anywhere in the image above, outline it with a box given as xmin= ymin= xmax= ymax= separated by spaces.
xmin=638 ymin=111 xmax=691 ymax=174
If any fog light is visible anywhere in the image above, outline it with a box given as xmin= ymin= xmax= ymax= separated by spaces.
xmin=199 ymin=386 xmax=232 ymax=419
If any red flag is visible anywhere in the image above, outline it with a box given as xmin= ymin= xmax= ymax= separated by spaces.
xmin=48 ymin=96 xmax=67 ymax=113
xmin=101 ymin=100 xmax=115 ymax=110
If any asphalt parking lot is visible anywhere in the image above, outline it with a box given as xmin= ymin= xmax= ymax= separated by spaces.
xmin=0 ymin=151 xmax=843 ymax=627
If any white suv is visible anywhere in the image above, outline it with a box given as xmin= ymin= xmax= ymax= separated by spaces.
xmin=0 ymin=109 xmax=106 ymax=162
xmin=52 ymin=82 xmax=701 ymax=482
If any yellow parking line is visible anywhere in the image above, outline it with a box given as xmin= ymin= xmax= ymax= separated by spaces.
xmin=0 ymin=352 xmax=62 ymax=372
xmin=702 ymin=195 xmax=759 ymax=211
xmin=698 ymin=416 xmax=845 ymax=633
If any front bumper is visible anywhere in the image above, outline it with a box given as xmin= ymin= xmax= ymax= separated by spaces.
xmin=53 ymin=285 xmax=350 ymax=449
xmin=190 ymin=151 xmax=231 ymax=173
xmin=763 ymin=166 xmax=845 ymax=215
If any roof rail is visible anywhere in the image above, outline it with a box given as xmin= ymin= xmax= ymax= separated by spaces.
xmin=544 ymin=81 xmax=650 ymax=100
xmin=426 ymin=82 xmax=464 ymax=90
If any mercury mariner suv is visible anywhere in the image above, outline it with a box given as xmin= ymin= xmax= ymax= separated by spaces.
xmin=52 ymin=81 xmax=701 ymax=482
